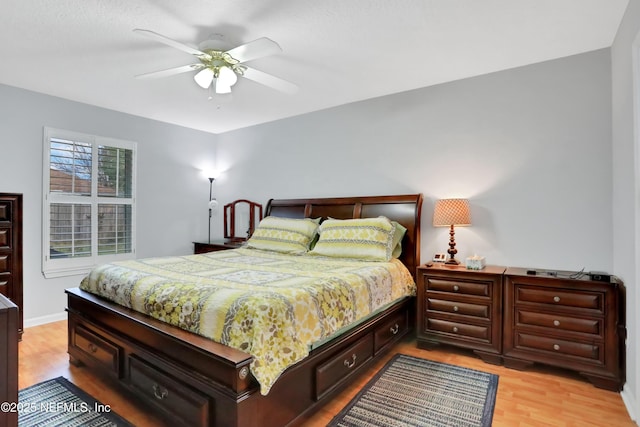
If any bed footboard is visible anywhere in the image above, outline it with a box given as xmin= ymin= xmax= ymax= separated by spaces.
xmin=66 ymin=287 xmax=413 ymax=427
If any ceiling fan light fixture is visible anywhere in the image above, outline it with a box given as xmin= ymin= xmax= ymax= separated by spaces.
xmin=194 ymin=68 xmax=214 ymax=89
xmin=214 ymin=78 xmax=232 ymax=94
xmin=218 ymin=66 xmax=238 ymax=88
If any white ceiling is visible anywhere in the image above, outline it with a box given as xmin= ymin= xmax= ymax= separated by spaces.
xmin=1 ymin=0 xmax=629 ymax=134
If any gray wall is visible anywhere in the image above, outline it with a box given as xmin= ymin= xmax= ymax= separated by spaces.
xmin=0 ymin=84 xmax=216 ymax=324
xmin=217 ymin=49 xmax=613 ymax=273
xmin=612 ymin=0 xmax=640 ymax=419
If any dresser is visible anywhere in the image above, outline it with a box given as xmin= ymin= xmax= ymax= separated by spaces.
xmin=0 ymin=194 xmax=22 ymax=339
xmin=416 ymin=264 xmax=506 ymax=365
xmin=0 ymin=293 xmax=18 ymax=427
xmin=503 ymin=268 xmax=625 ymax=391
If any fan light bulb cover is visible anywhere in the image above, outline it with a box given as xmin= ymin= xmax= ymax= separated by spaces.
xmin=214 ymin=78 xmax=232 ymax=94
xmin=194 ymin=68 xmax=214 ymax=89
xmin=218 ymin=66 xmax=238 ymax=87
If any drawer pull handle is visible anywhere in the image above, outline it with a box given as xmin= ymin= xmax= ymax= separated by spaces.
xmin=390 ymin=323 xmax=399 ymax=335
xmin=453 ymin=306 xmax=459 ymax=312
xmin=153 ymin=384 xmax=169 ymax=400
xmin=343 ymin=354 xmax=357 ymax=369
xmin=453 ymin=285 xmax=460 ymax=292
xmin=452 ymin=326 xmax=459 ymax=333
xmin=0 ymin=281 xmax=6 ymax=287
xmin=553 ymin=320 xmax=560 ymax=327
xmin=87 ymin=343 xmax=98 ymax=353
xmin=553 ymin=344 xmax=560 ymax=351
xmin=553 ymin=296 xmax=560 ymax=303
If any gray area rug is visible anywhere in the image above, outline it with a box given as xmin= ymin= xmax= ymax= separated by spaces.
xmin=329 ymin=353 xmax=498 ymax=427
xmin=18 ymin=376 xmax=133 ymax=426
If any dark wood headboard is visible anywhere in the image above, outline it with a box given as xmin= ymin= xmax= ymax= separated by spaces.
xmin=265 ymin=194 xmax=423 ymax=278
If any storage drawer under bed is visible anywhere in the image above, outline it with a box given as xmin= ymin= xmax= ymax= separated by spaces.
xmin=315 ymin=334 xmax=373 ymax=400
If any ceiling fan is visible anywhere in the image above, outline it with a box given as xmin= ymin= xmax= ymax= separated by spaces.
xmin=133 ymin=29 xmax=298 ymax=95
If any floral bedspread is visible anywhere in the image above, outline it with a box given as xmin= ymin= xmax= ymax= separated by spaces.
xmin=79 ymin=247 xmax=415 ymax=395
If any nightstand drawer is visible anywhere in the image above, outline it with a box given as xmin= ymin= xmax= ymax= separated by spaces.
xmin=425 ymin=278 xmax=490 ymax=297
xmin=426 ymin=318 xmax=490 ymax=341
xmin=516 ymin=310 xmax=602 ymax=337
xmin=514 ymin=332 xmax=602 ymax=363
xmin=427 ymin=298 xmax=489 ymax=319
xmin=515 ymin=286 xmax=603 ymax=313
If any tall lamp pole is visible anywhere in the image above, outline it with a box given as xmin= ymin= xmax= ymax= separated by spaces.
xmin=208 ymin=177 xmax=214 ymax=244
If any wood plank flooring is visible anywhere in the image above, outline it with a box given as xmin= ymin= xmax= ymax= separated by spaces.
xmin=19 ymin=320 xmax=635 ymax=427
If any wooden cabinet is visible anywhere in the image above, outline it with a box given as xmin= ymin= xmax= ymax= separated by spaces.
xmin=193 ymin=239 xmax=244 ymax=254
xmin=0 ymin=294 xmax=18 ymax=427
xmin=503 ymin=268 xmax=625 ymax=391
xmin=416 ymin=264 xmax=505 ymax=364
xmin=0 ymin=194 xmax=22 ymax=339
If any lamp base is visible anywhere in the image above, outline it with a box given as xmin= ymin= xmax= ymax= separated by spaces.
xmin=445 ymin=258 xmax=460 ymax=265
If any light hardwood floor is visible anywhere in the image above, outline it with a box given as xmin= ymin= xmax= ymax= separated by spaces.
xmin=19 ymin=320 xmax=635 ymax=427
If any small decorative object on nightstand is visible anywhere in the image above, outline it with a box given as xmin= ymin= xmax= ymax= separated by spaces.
xmin=432 ymin=198 xmax=471 ymax=265
xmin=416 ymin=263 xmax=505 ymax=365
xmin=465 ymin=255 xmax=486 ymax=270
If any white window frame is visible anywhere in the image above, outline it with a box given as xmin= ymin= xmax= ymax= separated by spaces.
xmin=42 ymin=127 xmax=137 ymax=278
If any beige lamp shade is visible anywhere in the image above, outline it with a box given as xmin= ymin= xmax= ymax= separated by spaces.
xmin=433 ymin=199 xmax=471 ymax=226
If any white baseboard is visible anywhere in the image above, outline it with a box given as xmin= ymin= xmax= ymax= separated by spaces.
xmin=621 ymin=385 xmax=638 ymax=423
xmin=24 ymin=312 xmax=66 ymax=328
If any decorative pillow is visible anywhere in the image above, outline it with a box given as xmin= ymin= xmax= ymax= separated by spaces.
xmin=309 ymin=216 xmax=395 ymax=261
xmin=246 ymin=216 xmax=319 ymax=254
xmin=391 ymin=221 xmax=407 ymax=258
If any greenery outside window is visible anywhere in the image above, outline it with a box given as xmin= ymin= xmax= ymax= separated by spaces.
xmin=43 ymin=127 xmax=136 ymax=278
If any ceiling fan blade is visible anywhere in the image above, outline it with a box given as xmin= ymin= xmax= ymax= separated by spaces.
xmin=133 ymin=29 xmax=210 ymax=58
xmin=135 ymin=64 xmax=203 ymax=79
xmin=241 ymin=66 xmax=298 ymax=94
xmin=226 ymin=37 xmax=282 ymax=63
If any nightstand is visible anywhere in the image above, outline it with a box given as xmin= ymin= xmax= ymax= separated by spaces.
xmin=416 ymin=263 xmax=506 ymax=365
xmin=193 ymin=239 xmax=245 ymax=254
xmin=503 ymin=267 xmax=625 ymax=391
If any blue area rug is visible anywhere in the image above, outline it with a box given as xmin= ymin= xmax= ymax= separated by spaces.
xmin=329 ymin=354 xmax=499 ymax=427
xmin=18 ymin=376 xmax=133 ymax=426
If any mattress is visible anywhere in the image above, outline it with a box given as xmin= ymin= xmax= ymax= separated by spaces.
xmin=79 ymin=247 xmax=415 ymax=395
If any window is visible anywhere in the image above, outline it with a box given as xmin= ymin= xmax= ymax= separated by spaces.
xmin=43 ymin=127 xmax=136 ymax=278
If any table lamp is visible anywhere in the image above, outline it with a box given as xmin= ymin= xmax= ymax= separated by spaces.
xmin=433 ymin=198 xmax=471 ymax=265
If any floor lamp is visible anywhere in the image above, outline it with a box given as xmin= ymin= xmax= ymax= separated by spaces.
xmin=208 ymin=177 xmax=218 ymax=243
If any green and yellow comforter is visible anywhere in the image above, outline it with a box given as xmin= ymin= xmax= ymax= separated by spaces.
xmin=79 ymin=247 xmax=415 ymax=395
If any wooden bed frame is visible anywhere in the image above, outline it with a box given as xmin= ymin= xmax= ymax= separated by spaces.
xmin=66 ymin=194 xmax=423 ymax=427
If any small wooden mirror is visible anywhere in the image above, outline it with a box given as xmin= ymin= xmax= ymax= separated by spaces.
xmin=224 ymin=199 xmax=263 ymax=241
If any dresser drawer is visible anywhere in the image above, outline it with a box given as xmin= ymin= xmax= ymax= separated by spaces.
xmin=517 ymin=310 xmax=602 ymax=337
xmin=315 ymin=334 xmax=373 ymax=400
xmin=374 ymin=311 xmax=407 ymax=354
xmin=70 ymin=325 xmax=121 ymax=377
xmin=515 ymin=286 xmax=603 ymax=313
xmin=426 ymin=318 xmax=490 ymax=341
xmin=514 ymin=332 xmax=602 ymax=364
xmin=0 ymin=229 xmax=10 ymax=250
xmin=425 ymin=277 xmax=490 ymax=297
xmin=127 ymin=355 xmax=209 ymax=427
xmin=427 ymin=298 xmax=490 ymax=319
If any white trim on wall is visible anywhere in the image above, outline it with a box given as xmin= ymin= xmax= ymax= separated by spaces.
xmin=626 ymin=31 xmax=640 ymax=423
